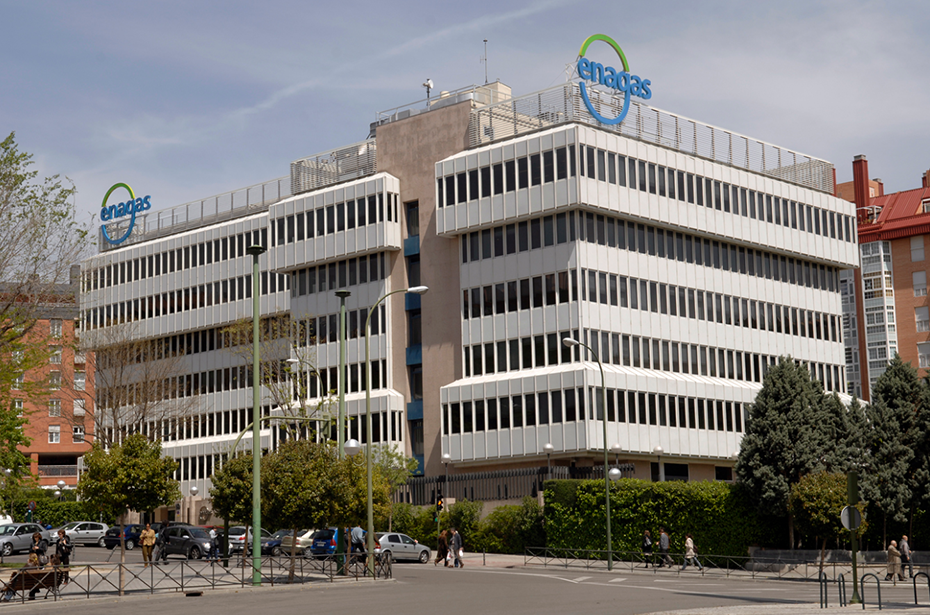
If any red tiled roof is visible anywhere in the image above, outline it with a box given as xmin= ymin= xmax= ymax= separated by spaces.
xmin=858 ymin=186 xmax=930 ymax=242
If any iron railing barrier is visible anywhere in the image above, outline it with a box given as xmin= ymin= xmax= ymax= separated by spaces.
xmin=837 ymin=573 xmax=847 ymax=607
xmin=1 ymin=554 xmax=391 ymax=602
xmin=859 ymin=573 xmax=881 ymax=611
xmin=819 ymin=572 xmax=829 ymax=608
xmin=914 ymin=572 xmax=929 ymax=606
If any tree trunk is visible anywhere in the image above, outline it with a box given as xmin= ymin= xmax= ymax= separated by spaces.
xmin=819 ymin=537 xmax=827 ymax=575
xmin=882 ymin=513 xmax=887 ymax=549
xmin=788 ymin=513 xmax=795 ymax=550
xmin=389 ymin=508 xmax=393 ymax=532
xmin=119 ymin=520 xmax=125 ymax=596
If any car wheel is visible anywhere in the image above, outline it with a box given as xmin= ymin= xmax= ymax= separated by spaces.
xmin=1 ymin=543 xmax=11 ymax=557
xmin=381 ymin=550 xmax=391 ymax=562
xmin=419 ymin=550 xmax=430 ymax=564
xmin=272 ymin=546 xmax=282 ymax=556
xmin=98 ymin=537 xmax=106 ymax=548
xmin=189 ymin=546 xmax=201 ymax=560
xmin=125 ymin=539 xmax=135 ymax=550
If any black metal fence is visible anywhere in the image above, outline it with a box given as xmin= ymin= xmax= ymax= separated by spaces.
xmin=395 ymin=464 xmax=636 ymax=506
xmin=0 ymin=554 xmax=391 ymax=603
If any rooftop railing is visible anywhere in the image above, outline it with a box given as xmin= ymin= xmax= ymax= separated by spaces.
xmin=99 ymin=176 xmax=290 ymax=252
xmin=468 ymin=83 xmax=835 ymax=194
xmin=290 ymin=139 xmax=377 ymax=196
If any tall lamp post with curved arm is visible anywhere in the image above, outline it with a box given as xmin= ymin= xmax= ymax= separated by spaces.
xmin=363 ymin=285 xmax=428 ymax=575
xmin=562 ymin=336 xmax=613 ymax=570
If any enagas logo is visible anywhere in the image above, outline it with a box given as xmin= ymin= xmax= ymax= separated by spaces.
xmin=100 ymin=182 xmax=151 ymax=245
xmin=577 ymin=34 xmax=652 ymax=126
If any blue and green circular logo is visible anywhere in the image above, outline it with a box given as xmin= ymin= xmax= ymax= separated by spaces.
xmin=577 ymin=34 xmax=652 ymax=125
xmin=100 ymin=183 xmax=152 ymax=245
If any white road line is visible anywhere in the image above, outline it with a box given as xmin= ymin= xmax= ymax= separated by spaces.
xmin=573 ymin=576 xmax=591 ymax=583
xmin=608 ymin=577 xmax=627 ymax=583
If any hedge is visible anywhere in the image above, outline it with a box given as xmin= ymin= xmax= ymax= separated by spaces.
xmin=544 ymin=478 xmax=781 ymax=557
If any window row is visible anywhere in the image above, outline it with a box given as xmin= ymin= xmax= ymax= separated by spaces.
xmin=47 ymin=425 xmax=85 ymax=444
xmin=579 ymin=268 xmax=841 ymax=342
xmin=438 ymin=145 xmax=577 ymax=207
xmin=463 ymin=270 xmax=576 ymax=318
xmin=441 ymin=388 xmax=746 ymax=435
xmin=46 ymin=398 xmax=88 ymax=417
xmin=290 ymin=253 xmax=387 ymax=298
xmin=576 ymin=144 xmax=855 ymax=243
xmin=85 ymin=229 xmax=268 ymax=291
xmin=83 ymin=272 xmax=289 ymax=331
xmin=97 ymin=358 xmax=389 ymax=411
xmin=272 ymin=193 xmax=400 ymax=246
xmin=576 ymin=211 xmax=841 ymax=293
xmin=460 ymin=329 xmax=845 ymax=393
xmin=459 ymin=209 xmax=840 ymax=295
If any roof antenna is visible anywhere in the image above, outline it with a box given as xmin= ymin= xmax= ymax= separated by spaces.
xmin=423 ymin=79 xmax=433 ymax=107
xmin=481 ymin=39 xmax=489 ymax=84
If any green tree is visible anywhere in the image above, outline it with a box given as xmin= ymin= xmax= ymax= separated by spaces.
xmin=789 ymin=472 xmax=862 ymax=570
xmin=861 ymin=355 xmax=919 ymax=545
xmin=737 ymin=357 xmax=830 ymax=548
xmin=372 ymin=445 xmax=418 ymax=530
xmin=0 ymin=132 xmax=89 ymax=395
xmin=209 ymin=452 xmax=254 ymax=525
xmin=78 ymin=435 xmax=180 ymax=592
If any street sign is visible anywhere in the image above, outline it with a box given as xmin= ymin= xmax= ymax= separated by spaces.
xmin=27 ymin=501 xmax=36 ymax=512
xmin=841 ymin=505 xmax=862 ymax=530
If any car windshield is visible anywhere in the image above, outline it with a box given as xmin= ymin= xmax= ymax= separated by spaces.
xmin=63 ymin=522 xmax=82 ymax=530
xmin=229 ymin=528 xmax=246 ymax=536
xmin=316 ymin=530 xmax=334 ymax=540
xmin=189 ymin=529 xmax=210 ymax=539
xmin=271 ymin=530 xmax=291 ymax=539
xmin=0 ymin=525 xmax=15 ymax=536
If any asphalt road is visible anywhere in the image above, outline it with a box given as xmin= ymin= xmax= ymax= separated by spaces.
xmin=7 ymin=556 xmax=925 ymax=615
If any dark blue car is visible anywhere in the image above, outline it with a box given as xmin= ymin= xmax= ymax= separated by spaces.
xmin=307 ymin=528 xmax=338 ymax=557
xmin=103 ymin=523 xmax=163 ymax=550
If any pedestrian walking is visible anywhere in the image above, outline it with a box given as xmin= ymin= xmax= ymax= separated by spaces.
xmin=28 ymin=532 xmax=48 ymax=567
xmin=658 ymin=527 xmax=673 ymax=567
xmin=641 ymin=530 xmax=654 ymax=567
xmin=55 ymin=528 xmax=72 ymax=584
xmin=140 ymin=523 xmax=156 ymax=566
xmin=209 ymin=527 xmax=219 ymax=560
xmin=900 ymin=535 xmax=913 ymax=579
xmin=885 ymin=540 xmax=903 ymax=581
xmin=450 ymin=528 xmax=464 ymax=569
xmin=435 ymin=530 xmax=449 ymax=566
xmin=680 ymin=534 xmax=703 ymax=570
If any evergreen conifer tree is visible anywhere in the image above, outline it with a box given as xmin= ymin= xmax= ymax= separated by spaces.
xmin=737 ymin=357 xmax=830 ymax=548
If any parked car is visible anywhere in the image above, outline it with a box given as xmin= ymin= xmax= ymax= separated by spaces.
xmin=227 ymin=526 xmax=272 ymax=553
xmin=375 ymin=532 xmax=431 ymax=563
xmin=55 ymin=521 xmax=110 ymax=547
xmin=262 ymin=529 xmax=309 ymax=556
xmin=0 ymin=523 xmax=52 ymax=556
xmin=103 ymin=522 xmax=163 ymax=550
xmin=279 ymin=528 xmax=315 ymax=554
xmin=161 ymin=524 xmax=213 ymax=560
xmin=306 ymin=528 xmax=339 ymax=557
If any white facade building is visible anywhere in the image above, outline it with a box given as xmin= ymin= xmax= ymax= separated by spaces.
xmin=80 ymin=77 xmax=859 ymax=507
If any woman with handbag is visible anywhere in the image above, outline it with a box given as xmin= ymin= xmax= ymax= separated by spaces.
xmin=55 ymin=529 xmax=72 ymax=585
xmin=28 ymin=533 xmax=48 ymax=567
xmin=681 ymin=534 xmax=703 ymax=571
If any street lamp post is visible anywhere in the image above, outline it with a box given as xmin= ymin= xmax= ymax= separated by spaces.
xmin=653 ymin=445 xmax=664 ymax=482
xmin=189 ymin=486 xmax=199 ymax=525
xmin=543 ymin=443 xmax=554 ymax=480
xmin=56 ymin=480 xmax=66 ymax=500
xmin=362 ymin=286 xmax=428 ymax=575
xmin=246 ymin=243 xmax=266 ymax=586
xmin=562 ymin=337 xmax=613 ymax=571
xmin=611 ymin=443 xmax=623 ymax=467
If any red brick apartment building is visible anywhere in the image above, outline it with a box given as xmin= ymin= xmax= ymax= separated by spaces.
xmin=10 ymin=266 xmax=94 ymax=489
xmin=838 ymin=156 xmax=930 ymax=400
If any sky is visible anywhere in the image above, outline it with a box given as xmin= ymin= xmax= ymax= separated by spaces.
xmin=3 ymin=0 xmax=929 ymax=234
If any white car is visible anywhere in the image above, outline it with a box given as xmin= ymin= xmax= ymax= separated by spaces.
xmin=375 ymin=532 xmax=431 ymax=563
xmin=57 ymin=521 xmax=110 ymax=547
xmin=227 ymin=526 xmax=272 ymax=553
xmin=279 ymin=528 xmax=315 ymax=554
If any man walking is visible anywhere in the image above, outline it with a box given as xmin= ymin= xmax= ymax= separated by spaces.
xmin=900 ymin=536 xmax=913 ymax=579
xmin=658 ymin=527 xmax=673 ymax=568
xmin=450 ymin=528 xmax=464 ymax=569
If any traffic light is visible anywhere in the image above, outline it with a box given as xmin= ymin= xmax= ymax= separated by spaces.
xmin=436 ymin=495 xmax=444 ymax=513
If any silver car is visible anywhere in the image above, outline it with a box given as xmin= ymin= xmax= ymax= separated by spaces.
xmin=58 ymin=521 xmax=110 ymax=547
xmin=375 ymin=532 xmax=431 ymax=563
xmin=0 ymin=523 xmax=52 ymax=556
